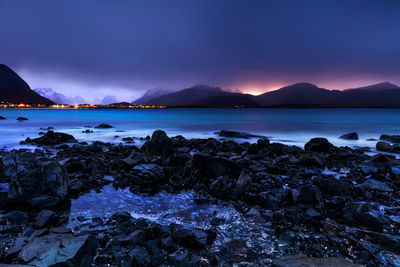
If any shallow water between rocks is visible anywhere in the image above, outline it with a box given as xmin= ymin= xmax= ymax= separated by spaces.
xmin=68 ymin=185 xmax=285 ymax=264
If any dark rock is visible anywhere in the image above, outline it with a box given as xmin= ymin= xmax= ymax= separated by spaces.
xmin=128 ymin=247 xmax=151 ymax=266
xmin=122 ymin=151 xmax=145 ymax=166
xmin=271 ymin=255 xmax=362 ymax=266
xmin=193 ymin=153 xmax=242 ymax=179
xmin=141 ymin=130 xmax=175 ymax=163
xmin=131 ymin=163 xmax=165 ymax=186
xmin=304 ymin=138 xmax=334 ymax=153
xmin=17 ymin=117 xmax=28 ymax=121
xmin=0 ymin=116 xmax=6 ymax=119
xmin=7 ymin=156 xmax=68 ymax=208
xmin=120 ymin=230 xmax=146 ymax=246
xmin=18 ymin=233 xmax=97 ymax=265
xmin=122 ymin=137 xmax=134 ymax=141
xmin=34 ymin=209 xmax=57 ymax=228
xmin=340 ymin=132 xmax=359 ymax=140
xmin=2 ymin=211 xmax=29 ymax=225
xmin=380 ymin=134 xmax=400 ymax=143
xmin=313 ymin=176 xmax=353 ymax=196
xmin=25 ymin=131 xmax=77 ymax=145
xmin=342 ymin=202 xmax=388 ymax=232
xmin=94 ymin=123 xmax=113 ymax=128
xmin=69 ymin=178 xmax=84 ymax=193
xmin=355 ymin=179 xmax=392 ymax=192
xmin=170 ymin=224 xmax=215 ymax=250
xmin=216 ymin=130 xmax=264 ymax=139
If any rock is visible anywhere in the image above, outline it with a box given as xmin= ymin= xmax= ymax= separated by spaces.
xmin=0 ymin=116 xmax=6 ymax=119
xmin=272 ymin=255 xmax=362 ymax=267
xmin=25 ymin=131 xmax=77 ymax=145
xmin=343 ymin=202 xmax=388 ymax=232
xmin=235 ymin=170 xmax=252 ymax=189
xmin=339 ymin=132 xmax=359 ymax=140
xmin=7 ymin=156 xmax=68 ymax=208
xmin=69 ymin=178 xmax=84 ymax=193
xmin=304 ymin=138 xmax=334 ymax=152
xmin=94 ymin=123 xmax=113 ymax=128
xmin=141 ymin=130 xmax=175 ymax=163
xmin=170 ymin=224 xmax=215 ymax=249
xmin=16 ymin=117 xmax=28 ymax=121
xmin=313 ymin=176 xmax=353 ymax=196
xmin=297 ymin=185 xmax=324 ymax=205
xmin=122 ymin=137 xmax=134 ymax=142
xmin=193 ymin=153 xmax=242 ymax=179
xmin=122 ymin=151 xmax=145 ymax=166
xmin=355 ymin=179 xmax=392 ymax=192
xmin=257 ymin=138 xmax=270 ymax=148
xmin=34 ymin=210 xmax=57 ymax=228
xmin=216 ymin=130 xmax=264 ymax=139
xmin=128 ymin=247 xmax=151 ymax=266
xmin=2 ymin=211 xmax=29 ymax=225
xmin=376 ymin=141 xmax=392 ymax=152
xmin=120 ymin=230 xmax=146 ymax=246
xmin=131 ymin=164 xmax=165 ymax=186
xmin=380 ymin=134 xmax=400 ymax=143
xmin=18 ymin=233 xmax=97 ymax=265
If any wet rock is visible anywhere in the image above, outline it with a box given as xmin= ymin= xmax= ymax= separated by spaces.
xmin=95 ymin=123 xmax=113 ymax=128
xmin=131 ymin=163 xmax=165 ymax=186
xmin=120 ymin=230 xmax=146 ymax=246
xmin=69 ymin=178 xmax=84 ymax=194
xmin=355 ymin=179 xmax=392 ymax=192
xmin=0 ymin=116 xmax=6 ymax=119
xmin=7 ymin=156 xmax=68 ymax=209
xmin=128 ymin=247 xmax=151 ymax=266
xmin=313 ymin=176 xmax=353 ymax=196
xmin=170 ymin=224 xmax=215 ymax=250
xmin=376 ymin=141 xmax=400 ymax=153
xmin=343 ymin=202 xmax=388 ymax=232
xmin=122 ymin=151 xmax=145 ymax=166
xmin=2 ymin=211 xmax=29 ymax=225
xmin=305 ymin=138 xmax=334 ymax=153
xmin=271 ymin=255 xmax=362 ymax=267
xmin=340 ymin=132 xmax=359 ymax=140
xmin=18 ymin=233 xmax=97 ymax=265
xmin=34 ymin=210 xmax=57 ymax=228
xmin=297 ymin=185 xmax=324 ymax=205
xmin=25 ymin=131 xmax=77 ymax=145
xmin=16 ymin=117 xmax=28 ymax=121
xmin=193 ymin=153 xmax=242 ymax=179
xmin=380 ymin=134 xmax=400 ymax=143
xmin=235 ymin=170 xmax=252 ymax=190
xmin=216 ymin=130 xmax=264 ymax=139
xmin=141 ymin=130 xmax=175 ymax=164
xmin=122 ymin=137 xmax=134 ymax=142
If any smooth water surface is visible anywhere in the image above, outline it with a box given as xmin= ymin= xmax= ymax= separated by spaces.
xmin=0 ymin=108 xmax=399 ymax=150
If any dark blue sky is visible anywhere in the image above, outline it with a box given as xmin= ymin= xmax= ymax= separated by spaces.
xmin=0 ymin=0 xmax=399 ymax=101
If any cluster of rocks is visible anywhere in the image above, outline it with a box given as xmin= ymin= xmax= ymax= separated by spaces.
xmin=0 ymin=129 xmax=399 ymax=266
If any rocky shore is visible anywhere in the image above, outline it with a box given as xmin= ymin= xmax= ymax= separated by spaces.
xmin=0 ymin=129 xmax=400 ymax=266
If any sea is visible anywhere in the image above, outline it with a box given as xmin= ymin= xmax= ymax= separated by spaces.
xmin=0 ymin=108 xmax=399 ymax=151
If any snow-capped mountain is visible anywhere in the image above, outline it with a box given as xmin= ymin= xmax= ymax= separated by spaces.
xmin=34 ymin=88 xmax=86 ymax=104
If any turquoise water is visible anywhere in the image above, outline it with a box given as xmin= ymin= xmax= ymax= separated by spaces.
xmin=0 ymin=108 xmax=399 ymax=150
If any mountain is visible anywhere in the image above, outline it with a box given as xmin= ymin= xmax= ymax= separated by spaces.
xmin=34 ymin=88 xmax=86 ymax=104
xmin=0 ymin=64 xmax=53 ymax=105
xmin=133 ymin=85 xmax=259 ymax=107
xmin=132 ymin=88 xmax=174 ymax=105
xmin=344 ymin=82 xmax=399 ymax=92
xmin=255 ymin=83 xmax=337 ymax=106
xmin=135 ymin=82 xmax=400 ymax=108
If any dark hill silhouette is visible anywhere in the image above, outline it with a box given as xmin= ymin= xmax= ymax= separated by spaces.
xmin=0 ymin=64 xmax=53 ymax=105
xmin=344 ymin=82 xmax=399 ymax=92
xmin=132 ymin=82 xmax=400 ymax=108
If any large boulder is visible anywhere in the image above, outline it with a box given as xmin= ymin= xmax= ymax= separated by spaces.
xmin=131 ymin=164 xmax=165 ymax=186
xmin=170 ymin=224 xmax=216 ymax=250
xmin=192 ymin=153 xmax=242 ymax=179
xmin=18 ymin=233 xmax=97 ymax=266
xmin=25 ymin=131 xmax=77 ymax=145
xmin=304 ymin=138 xmax=334 ymax=153
xmin=5 ymin=152 xmax=68 ymax=208
xmin=380 ymin=134 xmax=400 ymax=143
xmin=141 ymin=130 xmax=175 ymax=163
xmin=216 ymin=130 xmax=264 ymax=139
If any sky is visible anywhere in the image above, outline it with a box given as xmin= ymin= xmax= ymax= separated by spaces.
xmin=0 ymin=0 xmax=400 ymax=102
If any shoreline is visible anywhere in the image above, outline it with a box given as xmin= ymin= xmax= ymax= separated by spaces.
xmin=0 ymin=130 xmax=399 ymax=266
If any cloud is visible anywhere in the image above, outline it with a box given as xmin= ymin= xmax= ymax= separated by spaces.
xmin=1 ymin=0 xmax=400 ymax=99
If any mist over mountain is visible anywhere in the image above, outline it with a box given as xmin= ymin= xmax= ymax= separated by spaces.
xmin=34 ymin=88 xmax=86 ymax=104
xmin=132 ymin=88 xmax=175 ymax=105
xmin=0 ymin=64 xmax=53 ymax=105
